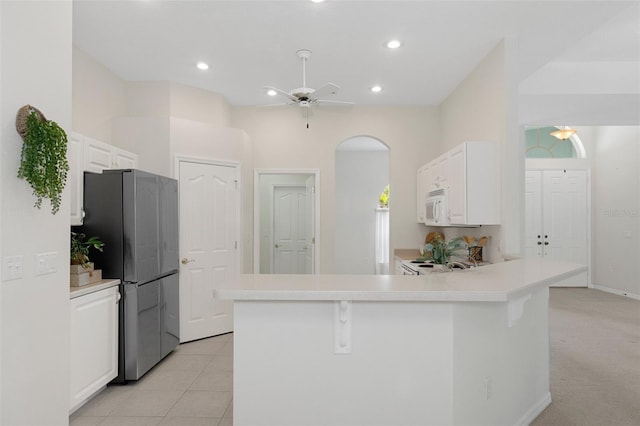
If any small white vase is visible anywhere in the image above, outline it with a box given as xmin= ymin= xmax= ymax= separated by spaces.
xmin=432 ymin=264 xmax=450 ymax=273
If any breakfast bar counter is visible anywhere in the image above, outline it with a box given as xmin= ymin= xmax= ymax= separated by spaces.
xmin=218 ymin=258 xmax=586 ymax=426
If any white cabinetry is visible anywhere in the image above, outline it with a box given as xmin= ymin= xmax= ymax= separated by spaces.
xmin=84 ymin=137 xmax=138 ymax=173
xmin=448 ymin=141 xmax=501 ymax=226
xmin=416 ymin=155 xmax=448 ymax=223
xmin=69 ymin=285 xmax=119 ymax=413
xmin=525 ymin=169 xmax=588 ymax=286
xmin=68 ymin=132 xmax=84 ymax=226
xmin=68 ymin=134 xmax=139 ymax=225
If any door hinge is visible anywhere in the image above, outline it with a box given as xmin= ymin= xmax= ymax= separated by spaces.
xmin=235 ymin=241 xmax=238 ymax=249
xmin=312 ymin=186 xmax=316 ymax=194
xmin=312 ymin=237 xmax=316 ymax=244
xmin=234 ymin=179 xmax=238 ymax=190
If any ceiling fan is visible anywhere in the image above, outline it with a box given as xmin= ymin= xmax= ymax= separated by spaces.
xmin=264 ymin=49 xmax=353 ymax=114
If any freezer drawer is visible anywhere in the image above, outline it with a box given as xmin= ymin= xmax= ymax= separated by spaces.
xmin=122 ymin=273 xmax=180 ymax=381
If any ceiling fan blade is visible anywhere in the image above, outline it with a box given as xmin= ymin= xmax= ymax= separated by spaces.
xmin=264 ymin=86 xmax=298 ymax=102
xmin=317 ymin=99 xmax=354 ymax=105
xmin=312 ymin=83 xmax=340 ymax=99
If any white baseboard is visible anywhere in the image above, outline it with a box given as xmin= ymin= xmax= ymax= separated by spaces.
xmin=516 ymin=392 xmax=551 ymax=426
xmin=593 ymin=285 xmax=640 ymax=301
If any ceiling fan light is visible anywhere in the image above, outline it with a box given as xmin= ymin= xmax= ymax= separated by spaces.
xmin=267 ymin=89 xmax=277 ymax=96
xmin=550 ymin=126 xmax=576 ymax=140
xmin=370 ymin=86 xmax=382 ymax=93
xmin=386 ymin=40 xmax=402 ymax=49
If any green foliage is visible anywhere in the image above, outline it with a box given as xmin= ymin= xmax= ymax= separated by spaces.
xmin=17 ymin=111 xmax=69 ymax=214
xmin=379 ymin=184 xmax=390 ymax=207
xmin=424 ymin=235 xmax=467 ymax=265
xmin=70 ymin=232 xmax=105 ymax=267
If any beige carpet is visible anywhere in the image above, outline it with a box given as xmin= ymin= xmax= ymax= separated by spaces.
xmin=532 ymin=288 xmax=640 ymax=426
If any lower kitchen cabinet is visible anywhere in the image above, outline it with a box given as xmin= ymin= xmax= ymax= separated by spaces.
xmin=69 ymin=285 xmax=119 ymax=413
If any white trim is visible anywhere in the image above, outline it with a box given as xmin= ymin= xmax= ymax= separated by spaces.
xmin=515 ymin=392 xmax=551 ymax=426
xmin=174 ymin=155 xmax=242 ymax=274
xmin=593 ymin=285 xmax=640 ymax=301
xmin=254 ymin=169 xmax=320 ymax=274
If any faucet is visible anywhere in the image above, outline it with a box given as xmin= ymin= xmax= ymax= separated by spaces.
xmin=447 ymin=261 xmax=469 ymax=270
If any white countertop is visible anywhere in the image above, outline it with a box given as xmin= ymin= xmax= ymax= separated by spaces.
xmin=217 ymin=258 xmax=587 ymax=302
xmin=69 ymin=279 xmax=120 ymax=299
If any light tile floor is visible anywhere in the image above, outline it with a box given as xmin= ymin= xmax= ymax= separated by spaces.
xmin=70 ymin=333 xmax=234 ymax=426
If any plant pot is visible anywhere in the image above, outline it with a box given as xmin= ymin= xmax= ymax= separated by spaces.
xmin=70 ymin=262 xmax=94 ymax=275
xmin=432 ymin=264 xmax=450 ymax=273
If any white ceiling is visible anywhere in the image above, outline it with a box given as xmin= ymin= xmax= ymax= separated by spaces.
xmin=73 ymin=0 xmax=640 ymax=107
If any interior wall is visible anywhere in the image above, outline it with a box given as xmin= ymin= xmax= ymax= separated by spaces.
xmin=232 ymin=105 xmax=437 ymax=274
xmin=335 ymin=148 xmax=389 ymax=274
xmin=438 ymin=40 xmax=519 ymax=259
xmin=1 ymin=1 xmax=72 ymax=424
xmin=592 ymin=126 xmax=640 ymax=297
xmin=72 ymin=47 xmax=127 ymax=142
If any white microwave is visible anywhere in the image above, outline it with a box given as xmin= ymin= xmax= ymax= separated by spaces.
xmin=425 ymin=188 xmax=449 ymax=226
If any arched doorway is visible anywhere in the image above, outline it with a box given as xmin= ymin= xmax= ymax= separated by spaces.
xmin=335 ymin=136 xmax=390 ymax=274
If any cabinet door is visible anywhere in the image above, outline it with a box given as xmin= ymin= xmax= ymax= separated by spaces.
xmin=436 ymin=154 xmax=449 ymax=189
xmin=68 ymin=132 xmax=84 ymax=225
xmin=83 ymin=137 xmax=113 ymax=173
xmin=69 ymin=286 xmax=119 ymax=412
xmin=448 ymin=144 xmax=466 ymax=224
xmin=114 ymin=148 xmax=138 ymax=169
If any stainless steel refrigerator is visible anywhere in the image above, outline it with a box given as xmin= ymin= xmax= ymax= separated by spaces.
xmin=79 ymin=169 xmax=180 ymax=382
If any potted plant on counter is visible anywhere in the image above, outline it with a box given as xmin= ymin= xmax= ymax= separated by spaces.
xmin=71 ymin=231 xmax=104 ymax=274
xmin=424 ymin=235 xmax=467 ymax=271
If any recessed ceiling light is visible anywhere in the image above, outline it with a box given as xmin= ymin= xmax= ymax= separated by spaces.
xmin=310 ymin=0 xmax=326 ymax=3
xmin=196 ymin=62 xmax=209 ymax=70
xmin=386 ymin=40 xmax=402 ymax=49
xmin=370 ymin=86 xmax=382 ymax=93
xmin=267 ymin=89 xmax=277 ymax=96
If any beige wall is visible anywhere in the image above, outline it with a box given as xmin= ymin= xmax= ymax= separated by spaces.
xmin=1 ymin=2 xmax=72 ymax=423
xmin=73 ymin=47 xmax=127 ymax=142
xmin=232 ymin=105 xmax=438 ymax=273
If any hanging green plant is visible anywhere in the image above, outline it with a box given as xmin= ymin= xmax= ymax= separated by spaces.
xmin=15 ymin=105 xmax=69 ymax=214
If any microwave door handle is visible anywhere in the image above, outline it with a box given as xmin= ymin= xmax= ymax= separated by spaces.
xmin=434 ymin=201 xmax=440 ymax=223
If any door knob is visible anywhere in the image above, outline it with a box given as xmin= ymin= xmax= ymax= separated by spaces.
xmin=181 ymin=258 xmax=195 ymax=265
xmin=274 ymin=244 xmax=279 ymax=248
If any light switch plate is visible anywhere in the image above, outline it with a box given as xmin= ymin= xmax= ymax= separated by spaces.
xmin=35 ymin=252 xmax=58 ymax=275
xmin=2 ymin=255 xmax=24 ymax=281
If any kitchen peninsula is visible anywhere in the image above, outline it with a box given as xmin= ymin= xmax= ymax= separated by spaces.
xmin=218 ymin=258 xmax=586 ymax=426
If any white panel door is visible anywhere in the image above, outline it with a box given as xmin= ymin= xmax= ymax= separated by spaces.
xmin=524 ymin=171 xmax=543 ymax=257
xmin=304 ymin=177 xmax=315 ymax=274
xmin=179 ymin=161 xmax=238 ymax=342
xmin=525 ymin=169 xmax=589 ymax=286
xmin=543 ymin=170 xmax=588 ymax=265
xmin=273 ymin=186 xmax=307 ymax=274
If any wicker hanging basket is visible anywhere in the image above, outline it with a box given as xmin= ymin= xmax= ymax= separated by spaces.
xmin=16 ymin=104 xmax=47 ymax=139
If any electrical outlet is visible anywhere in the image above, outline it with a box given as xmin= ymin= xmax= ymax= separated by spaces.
xmin=35 ymin=252 xmax=58 ymax=276
xmin=2 ymin=255 xmax=24 ymax=281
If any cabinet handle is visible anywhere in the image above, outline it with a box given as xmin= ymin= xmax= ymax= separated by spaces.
xmin=275 ymin=244 xmax=280 ymax=248
xmin=537 ymin=241 xmax=542 ymax=245
xmin=116 ymin=291 xmax=121 ymax=303
xmin=544 ymin=242 xmax=549 ymax=246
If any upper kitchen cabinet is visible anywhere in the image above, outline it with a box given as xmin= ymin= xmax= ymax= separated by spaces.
xmin=448 ymin=141 xmax=501 ymax=226
xmin=68 ymin=132 xmax=84 ymax=225
xmin=84 ymin=137 xmax=138 ymax=173
xmin=416 ymin=154 xmax=449 ymax=223
xmin=68 ymin=134 xmax=139 ymax=225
